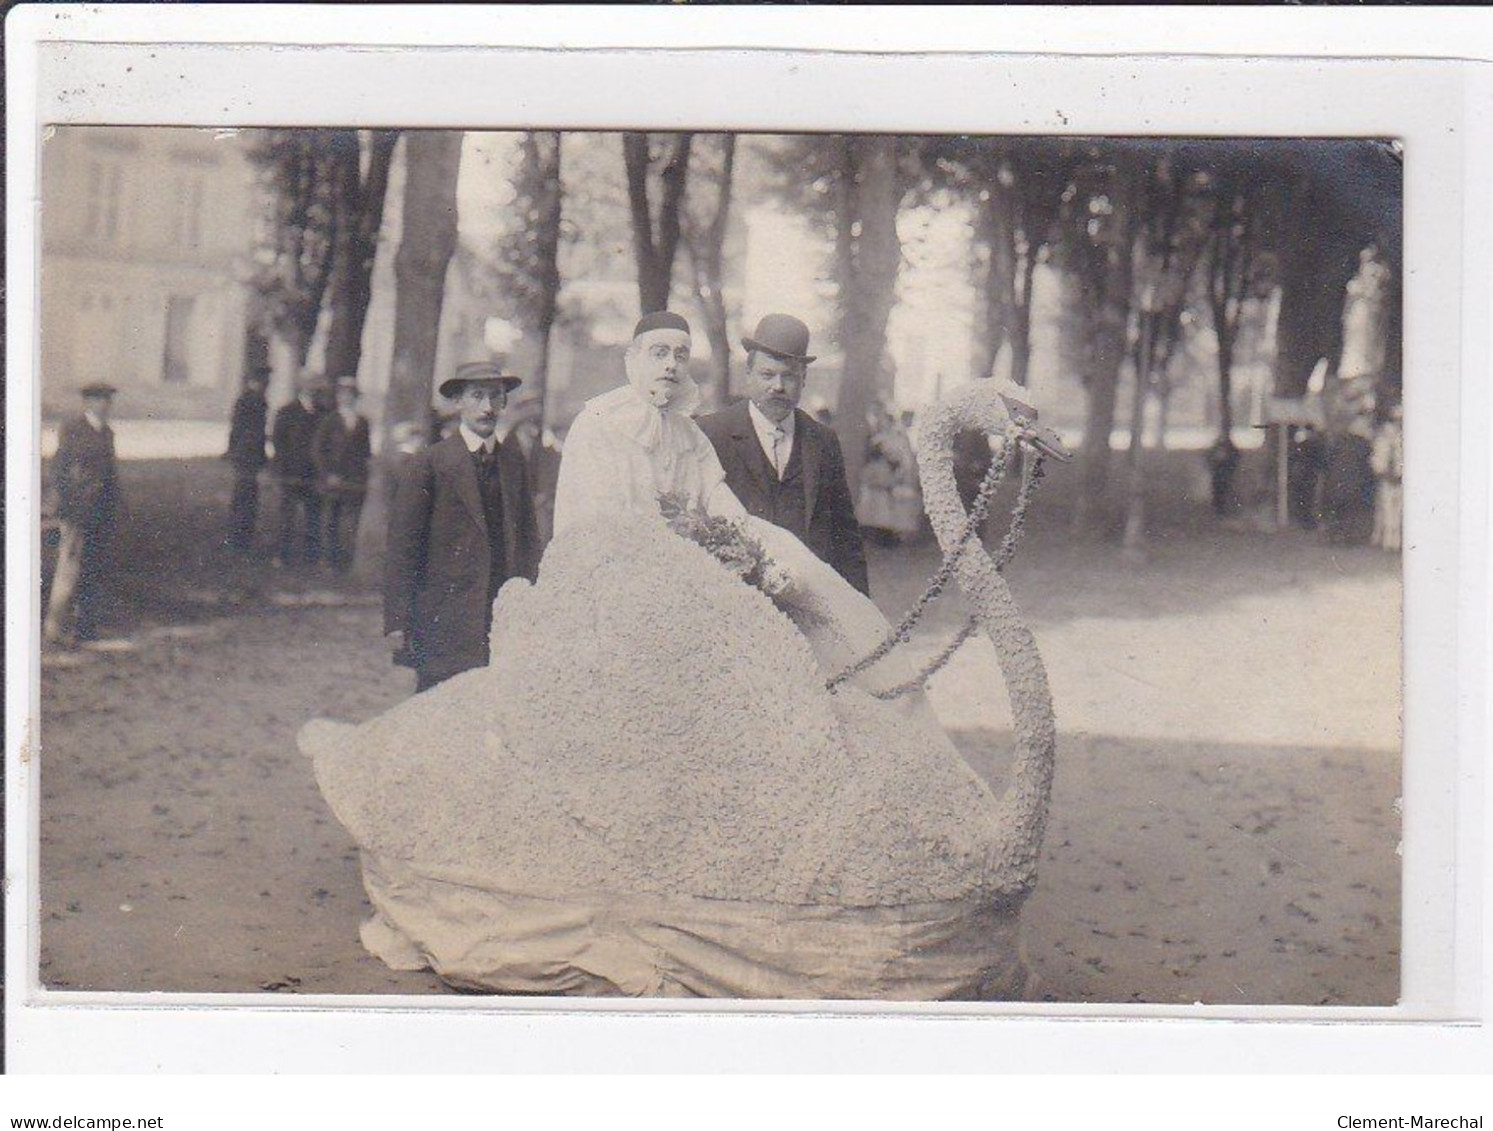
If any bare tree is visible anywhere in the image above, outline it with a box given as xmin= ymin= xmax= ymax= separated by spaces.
xmin=683 ymin=133 xmax=738 ymax=407
xmin=322 ymin=129 xmax=400 ymax=384
xmin=623 ymin=132 xmax=694 ymax=314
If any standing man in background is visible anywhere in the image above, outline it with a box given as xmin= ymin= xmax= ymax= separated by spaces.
xmin=271 ymin=373 xmax=328 ymax=569
xmin=502 ymin=388 xmax=564 ymax=553
xmin=312 ymin=377 xmax=373 ymax=574
xmin=696 ymin=313 xmax=869 ymax=596
xmin=224 ymin=366 xmax=270 ymax=554
xmin=44 ymin=383 xmax=121 ymax=646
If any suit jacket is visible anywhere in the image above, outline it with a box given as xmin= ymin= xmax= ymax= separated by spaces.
xmin=311 ymin=412 xmax=372 ymax=497
xmin=271 ymin=399 xmax=324 ymax=484
xmin=384 ymin=434 xmax=541 ymax=682
xmin=697 ymin=401 xmax=869 ymax=596
xmin=52 ymin=416 xmax=119 ymax=530
xmin=225 ymin=391 xmax=269 ymax=471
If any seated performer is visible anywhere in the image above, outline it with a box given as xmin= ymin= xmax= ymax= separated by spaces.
xmin=554 ymin=311 xmax=742 ymax=533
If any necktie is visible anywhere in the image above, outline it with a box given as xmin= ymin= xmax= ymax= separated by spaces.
xmin=771 ymin=427 xmax=786 ymax=478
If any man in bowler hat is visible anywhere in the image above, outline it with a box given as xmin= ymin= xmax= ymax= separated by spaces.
xmin=384 ymin=362 xmax=541 ymax=693
xmin=696 ymin=314 xmax=869 ymax=596
xmin=44 ymin=383 xmax=121 ymax=646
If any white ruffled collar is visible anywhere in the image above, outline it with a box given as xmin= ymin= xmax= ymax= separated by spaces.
xmin=588 ymin=371 xmax=702 ymax=451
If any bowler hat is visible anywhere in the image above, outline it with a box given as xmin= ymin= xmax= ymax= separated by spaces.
xmin=80 ymin=383 xmax=118 ymax=399
xmin=742 ymin=314 xmax=816 ymax=364
xmin=438 ymin=361 xmax=522 ymax=400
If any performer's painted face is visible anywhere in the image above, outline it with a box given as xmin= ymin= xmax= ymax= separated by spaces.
xmin=626 ymin=329 xmax=692 ymax=409
xmin=458 ymin=383 xmax=508 ymax=438
xmin=746 ymin=351 xmax=805 ymax=425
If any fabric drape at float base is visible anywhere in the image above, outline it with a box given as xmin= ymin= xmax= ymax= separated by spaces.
xmin=359 ymin=851 xmax=1031 ymax=1001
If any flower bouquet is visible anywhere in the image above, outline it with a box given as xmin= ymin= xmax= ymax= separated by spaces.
xmin=657 ymin=493 xmax=792 ymax=604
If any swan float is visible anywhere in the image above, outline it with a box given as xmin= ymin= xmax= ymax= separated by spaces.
xmin=299 ymin=382 xmax=1064 ymax=999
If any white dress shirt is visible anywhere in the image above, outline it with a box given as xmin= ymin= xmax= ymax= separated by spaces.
xmin=458 ymin=422 xmax=498 ymax=456
xmin=747 ymin=400 xmax=796 ymax=479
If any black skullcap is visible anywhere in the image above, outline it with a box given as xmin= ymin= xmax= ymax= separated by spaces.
xmin=632 ymin=311 xmax=691 ymax=339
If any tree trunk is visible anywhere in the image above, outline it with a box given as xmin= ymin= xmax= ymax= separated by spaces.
xmin=508 ymin=131 xmax=563 ymax=415
xmin=838 ymin=135 xmax=902 ymax=498
xmin=1120 ymin=318 xmax=1150 ymax=559
xmin=1010 ymin=250 xmax=1039 ymax=388
xmin=971 ymin=189 xmax=1016 ymax=382
xmin=355 ymin=131 xmax=463 ymax=585
xmin=1271 ymin=175 xmax=1359 ymax=398
xmin=624 ymin=132 xmax=694 ymax=314
xmin=684 ymin=134 xmax=736 ymax=408
xmin=1072 ymin=165 xmax=1138 ymax=536
xmin=1072 ymin=268 xmax=1133 ymax=533
xmin=690 ymin=246 xmax=733 ymax=409
xmin=323 ymin=129 xmax=398 ymax=384
xmin=1216 ymin=318 xmax=1236 ymax=440
xmin=385 ymin=132 xmax=462 ymax=433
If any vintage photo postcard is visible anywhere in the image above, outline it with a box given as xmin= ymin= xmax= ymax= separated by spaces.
xmin=4 ymin=12 xmax=1488 ymax=1077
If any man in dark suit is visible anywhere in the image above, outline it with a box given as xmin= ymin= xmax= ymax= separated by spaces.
xmin=270 ymin=374 xmax=329 ymax=568
xmin=697 ymin=314 xmax=869 ymax=596
xmin=384 ymin=362 xmax=541 ymax=693
xmin=224 ymin=366 xmax=270 ymax=553
xmin=44 ymin=383 xmax=121 ymax=646
xmin=312 ymin=377 xmax=373 ymax=573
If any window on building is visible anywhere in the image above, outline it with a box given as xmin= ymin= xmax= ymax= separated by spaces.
xmin=163 ymin=296 xmax=195 ymax=384
xmin=84 ymin=160 xmax=124 ymax=243
xmin=173 ymin=173 xmax=206 ymax=250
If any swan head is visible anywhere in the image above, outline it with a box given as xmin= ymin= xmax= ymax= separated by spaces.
xmin=994 ymin=386 xmax=1072 ymax=464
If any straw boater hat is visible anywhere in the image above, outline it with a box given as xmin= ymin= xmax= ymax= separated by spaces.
xmin=742 ymin=313 xmax=817 ymax=364
xmin=438 ymin=361 xmax=522 ymax=400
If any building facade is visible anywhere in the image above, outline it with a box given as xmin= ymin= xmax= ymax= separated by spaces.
xmin=40 ymin=126 xmax=258 ymax=421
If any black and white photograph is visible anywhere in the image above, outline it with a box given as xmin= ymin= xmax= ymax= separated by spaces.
xmin=4 ymin=14 xmax=1488 ymax=1090
xmin=29 ymin=122 xmax=1405 ymax=1005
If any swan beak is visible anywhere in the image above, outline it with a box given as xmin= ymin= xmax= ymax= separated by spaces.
xmin=1026 ymin=425 xmax=1072 ymax=463
xmin=997 ymin=392 xmax=1071 ymax=463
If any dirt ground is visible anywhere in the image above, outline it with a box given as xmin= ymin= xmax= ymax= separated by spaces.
xmin=31 ymin=456 xmax=1401 ymax=1005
